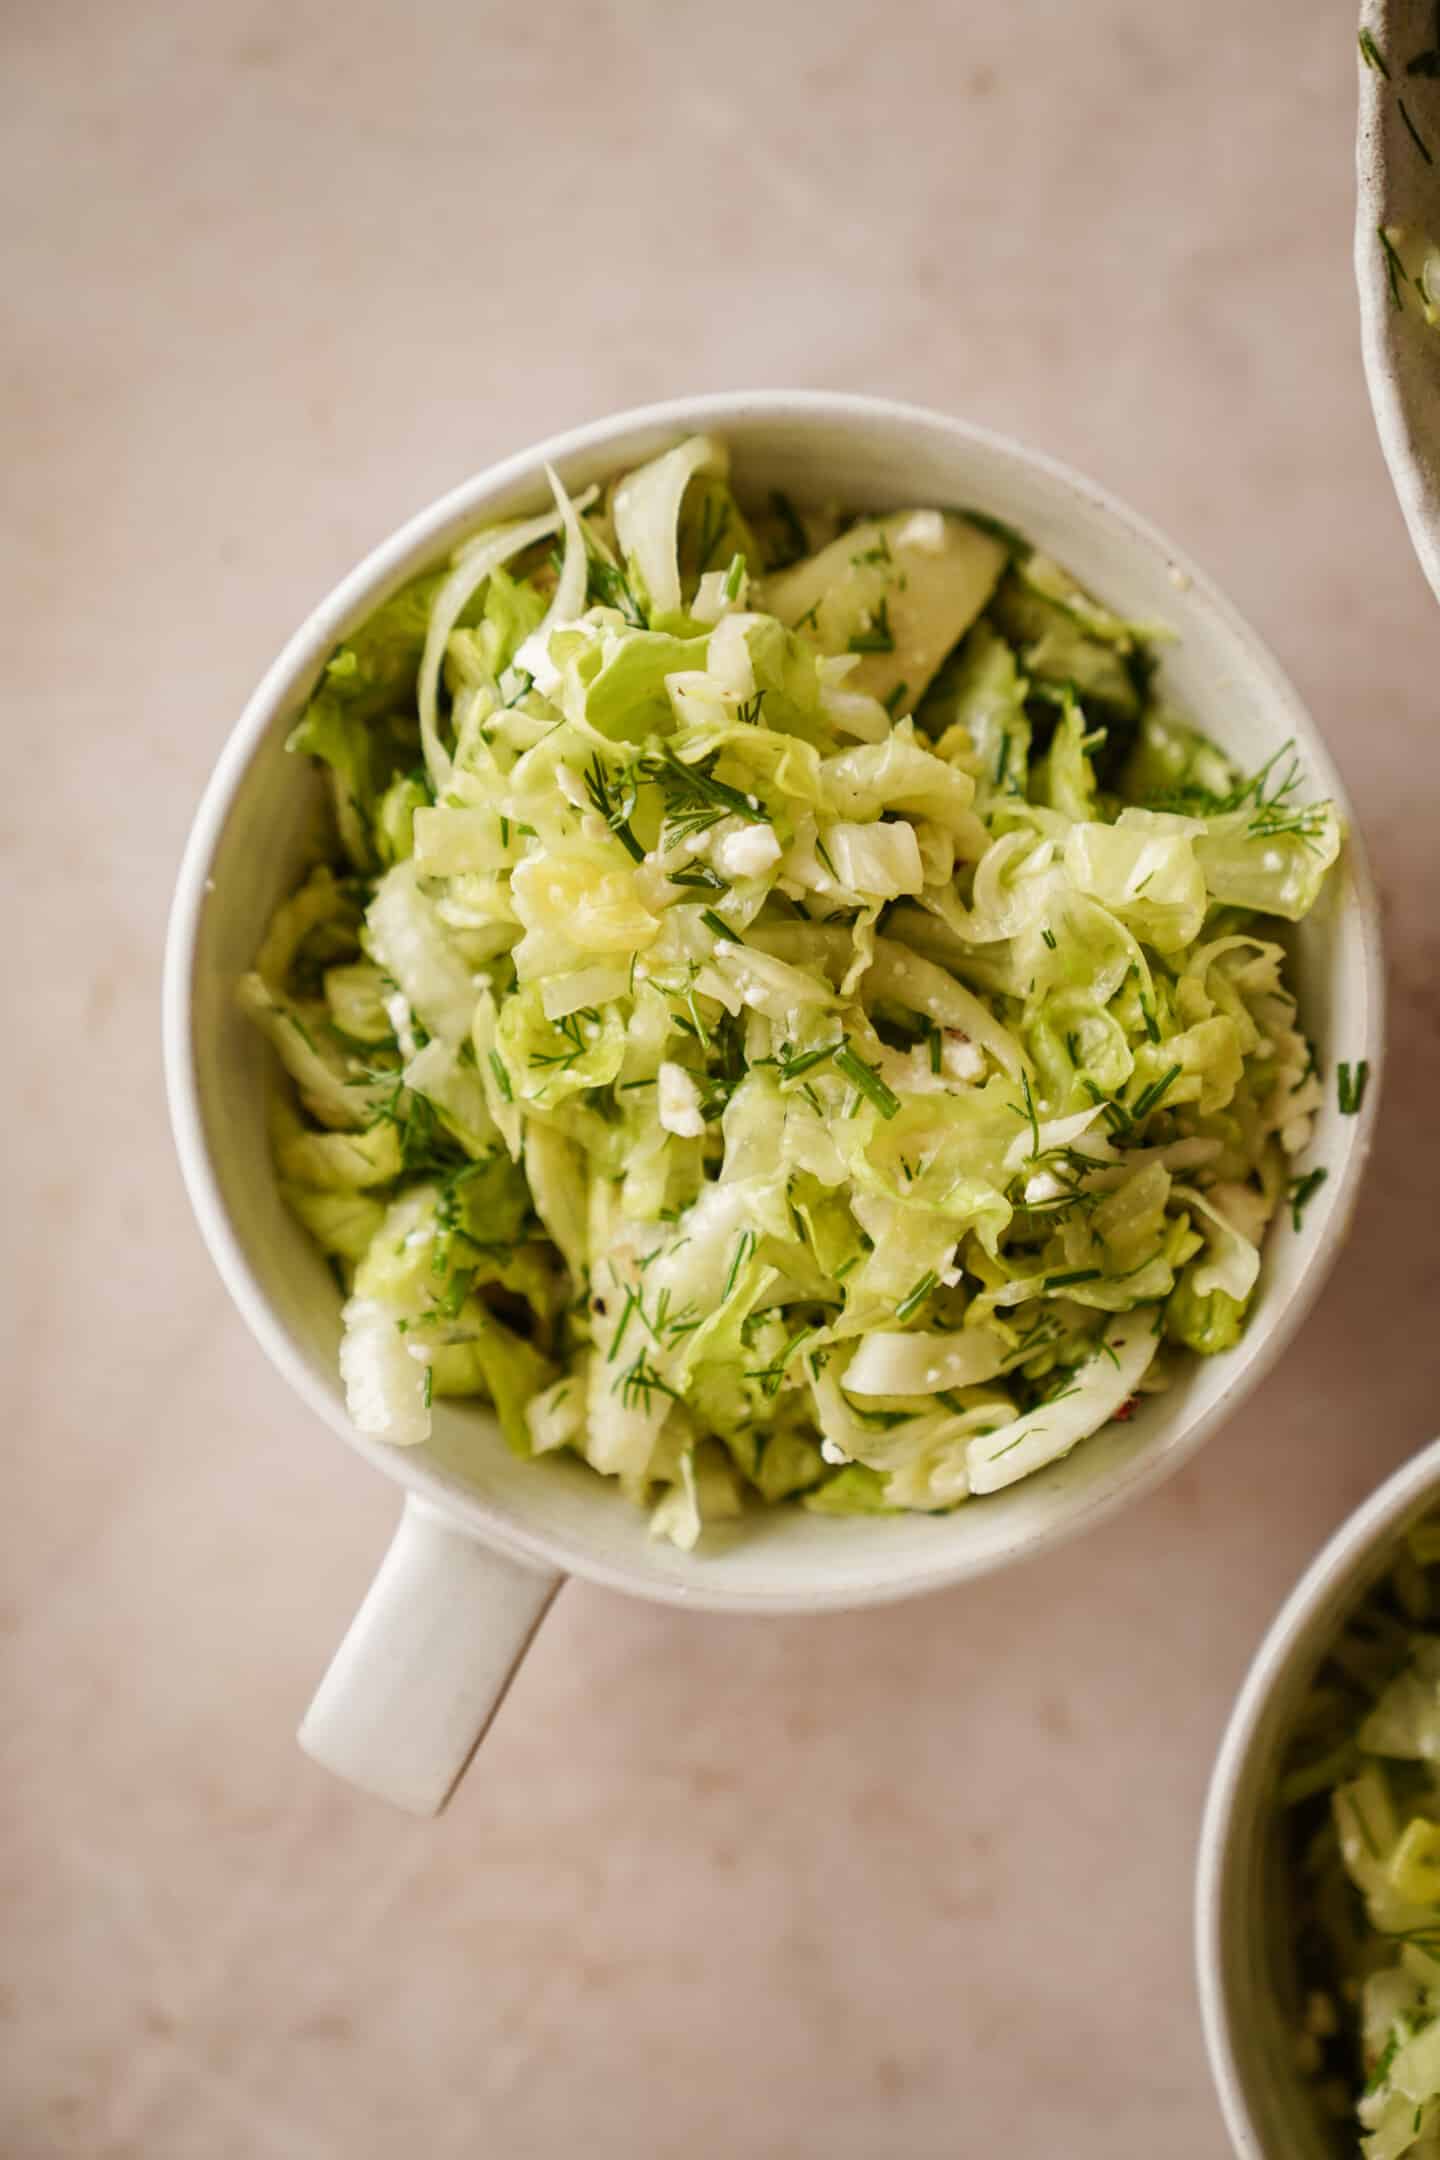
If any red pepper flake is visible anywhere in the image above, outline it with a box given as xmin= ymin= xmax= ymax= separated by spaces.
xmin=1113 ymin=1397 xmax=1138 ymax=1423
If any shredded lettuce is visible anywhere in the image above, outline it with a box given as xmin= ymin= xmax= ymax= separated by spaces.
xmin=246 ymin=436 xmax=1343 ymax=1545
xmin=1280 ymin=1525 xmax=1440 ymax=2158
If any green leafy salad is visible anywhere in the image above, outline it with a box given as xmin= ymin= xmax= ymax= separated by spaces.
xmin=1282 ymin=1520 xmax=1440 ymax=2158
xmin=241 ymin=434 xmax=1344 ymax=1547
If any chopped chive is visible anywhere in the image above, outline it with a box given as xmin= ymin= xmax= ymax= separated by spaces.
xmin=1130 ymin=1063 xmax=1182 ymax=1122
xmin=1337 ymin=1059 xmax=1371 ymax=1116
xmin=814 ymin=834 xmax=838 ymax=880
xmin=894 ymin=1271 xmax=938 ymax=1322
xmin=928 ymin=1024 xmax=942 ymax=1076
xmin=1287 ymin=1166 xmax=1328 ymax=1231
xmin=833 ymin=1045 xmax=901 ymax=1119
xmin=883 ymin=681 xmax=909 ymax=718
xmin=722 ymin=552 xmax=746 ymax=600
xmin=994 ymin=733 xmax=1011 ymax=788
xmin=780 ymin=1039 xmax=843 ymax=1078
xmin=700 ymin=908 xmax=733 ymax=942
xmin=1358 ymin=25 xmax=1390 ymax=73
xmin=1140 ymin=996 xmax=1161 ymax=1043
xmin=487 ymin=1050 xmax=513 ymax=1102
xmin=1043 ymin=1267 xmax=1103 ymax=1290
xmin=422 ymin=1364 xmax=433 ymax=1409
xmin=1041 ymin=927 xmax=1057 ymax=950
xmin=847 ymin=596 xmax=894 ymax=653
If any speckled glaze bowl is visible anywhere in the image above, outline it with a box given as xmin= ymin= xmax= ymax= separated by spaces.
xmin=1198 ymin=1437 xmax=1440 ymax=2157
xmin=1357 ymin=0 xmax=1440 ymax=599
xmin=163 ymin=392 xmax=1383 ymax=1813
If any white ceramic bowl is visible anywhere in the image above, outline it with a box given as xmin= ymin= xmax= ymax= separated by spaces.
xmin=1357 ymin=0 xmax=1440 ymax=602
xmin=1198 ymin=1436 xmax=1440 ymax=2157
xmin=163 ymin=391 xmax=1384 ymax=1810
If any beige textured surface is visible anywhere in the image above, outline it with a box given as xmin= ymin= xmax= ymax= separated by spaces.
xmin=5 ymin=2 xmax=1440 ymax=2154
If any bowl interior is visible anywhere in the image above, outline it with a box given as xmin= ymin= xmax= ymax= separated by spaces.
xmin=1201 ymin=1443 xmax=1440 ymax=2158
xmin=168 ymin=395 xmax=1382 ymax=1610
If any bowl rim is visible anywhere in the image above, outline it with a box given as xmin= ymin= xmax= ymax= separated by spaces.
xmin=1195 ymin=1433 xmax=1440 ymax=2158
xmin=1355 ymin=0 xmax=1440 ymax=606
xmin=162 ymin=387 xmax=1387 ymax=1616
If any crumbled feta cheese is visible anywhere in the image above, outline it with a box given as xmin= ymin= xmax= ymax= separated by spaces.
xmin=895 ymin=510 xmax=946 ymax=555
xmin=1023 ymin=1171 xmax=1069 ymax=1206
xmin=657 ymin=1060 xmax=706 ymax=1139
xmin=405 ymin=1342 xmax=434 ymax=1365
xmin=820 ymin=1436 xmax=850 ymax=1465
xmin=711 ymin=823 xmax=782 ymax=880
xmin=941 ymin=1033 xmax=986 ymax=1082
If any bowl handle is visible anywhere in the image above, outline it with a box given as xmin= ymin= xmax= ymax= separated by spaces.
xmin=298 ymin=1494 xmax=562 ymax=1813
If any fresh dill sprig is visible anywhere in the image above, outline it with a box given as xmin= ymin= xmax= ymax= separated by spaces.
xmin=745 ymin=1323 xmax=821 ymax=1399
xmin=1151 ymin=740 xmax=1332 ymax=853
xmin=583 ymin=755 xmax=645 ymax=862
xmin=641 ymin=746 xmax=771 ymax=849
xmin=585 ymin=550 xmax=646 ymax=627
xmin=528 ymin=1010 xmax=598 ymax=1071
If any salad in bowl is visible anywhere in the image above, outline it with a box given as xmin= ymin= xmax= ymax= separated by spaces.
xmin=240 ymin=433 xmax=1345 ymax=1549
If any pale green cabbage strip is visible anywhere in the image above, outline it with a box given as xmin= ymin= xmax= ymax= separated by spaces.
xmin=242 ymin=435 xmax=1343 ymax=1547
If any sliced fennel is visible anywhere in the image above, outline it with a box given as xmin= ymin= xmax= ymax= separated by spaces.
xmin=247 ymin=434 xmax=1342 ymax=1546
